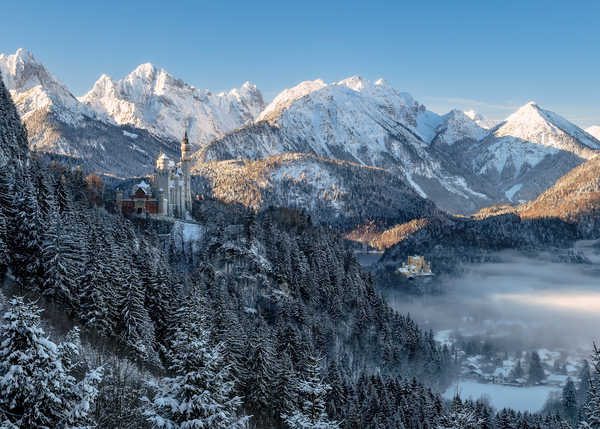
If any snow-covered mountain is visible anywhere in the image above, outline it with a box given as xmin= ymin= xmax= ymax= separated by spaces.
xmin=431 ymin=109 xmax=488 ymax=146
xmin=464 ymin=109 xmax=498 ymax=129
xmin=465 ymin=102 xmax=600 ymax=203
xmin=80 ymin=64 xmax=265 ymax=148
xmin=0 ymin=48 xmax=91 ymax=126
xmin=0 ymin=49 xmax=265 ymax=177
xmin=3 ymin=49 xmax=598 ymax=216
xmin=586 ymin=125 xmax=600 ymax=140
xmin=0 ymin=49 xmax=177 ymax=176
xmin=197 ymin=76 xmax=491 ymax=214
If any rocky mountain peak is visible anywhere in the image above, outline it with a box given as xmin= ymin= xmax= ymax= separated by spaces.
xmin=585 ymin=125 xmax=600 ymax=140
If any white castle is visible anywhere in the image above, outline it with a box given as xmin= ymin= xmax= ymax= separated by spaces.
xmin=116 ymin=133 xmax=193 ymax=218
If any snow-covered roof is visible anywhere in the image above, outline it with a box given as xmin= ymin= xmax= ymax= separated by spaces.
xmin=134 ymin=180 xmax=152 ymax=195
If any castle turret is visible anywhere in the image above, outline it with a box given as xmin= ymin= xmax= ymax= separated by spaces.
xmin=154 ymin=152 xmax=171 ymax=215
xmin=180 ymin=132 xmax=192 ymax=215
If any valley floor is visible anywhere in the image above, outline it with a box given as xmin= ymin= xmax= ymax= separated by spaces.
xmin=443 ymin=380 xmax=560 ymax=413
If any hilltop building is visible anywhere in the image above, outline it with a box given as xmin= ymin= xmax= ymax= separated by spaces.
xmin=116 ymin=133 xmax=193 ymax=218
xmin=397 ymin=255 xmax=433 ymax=278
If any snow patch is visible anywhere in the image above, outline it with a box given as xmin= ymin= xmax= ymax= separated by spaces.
xmin=171 ymin=221 xmax=205 ymax=253
xmin=505 ymin=184 xmax=522 ymax=201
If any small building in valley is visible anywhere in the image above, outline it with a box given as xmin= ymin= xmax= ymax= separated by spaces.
xmin=397 ymin=255 xmax=433 ymax=278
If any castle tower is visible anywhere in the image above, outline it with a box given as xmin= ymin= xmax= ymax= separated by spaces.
xmin=180 ymin=132 xmax=193 ymax=215
xmin=154 ymin=152 xmax=170 ymax=216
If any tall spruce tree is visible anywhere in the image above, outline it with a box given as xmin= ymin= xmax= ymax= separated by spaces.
xmin=117 ymin=252 xmax=159 ymax=365
xmin=0 ymin=297 xmax=102 ymax=428
xmin=528 ymin=351 xmax=545 ymax=385
xmin=143 ymin=292 xmax=248 ymax=428
xmin=582 ymin=344 xmax=600 ymax=428
xmin=40 ymin=209 xmax=77 ymax=308
xmin=10 ymin=174 xmax=42 ymax=292
xmin=282 ymin=354 xmax=340 ymax=429
xmin=562 ymin=377 xmax=577 ymax=426
xmin=79 ymin=225 xmax=113 ymax=337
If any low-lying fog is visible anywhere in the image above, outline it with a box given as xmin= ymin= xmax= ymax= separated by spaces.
xmin=385 ymin=245 xmax=600 ymax=352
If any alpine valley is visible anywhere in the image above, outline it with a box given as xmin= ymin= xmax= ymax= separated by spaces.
xmin=2 ymin=45 xmax=600 ymax=429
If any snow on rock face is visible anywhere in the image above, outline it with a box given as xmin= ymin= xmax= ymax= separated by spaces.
xmin=433 ymin=109 xmax=488 ymax=145
xmin=258 ymin=76 xmax=445 ymax=143
xmin=80 ymin=63 xmax=265 ymax=148
xmin=495 ymin=102 xmax=600 ymax=153
xmin=171 ymin=221 xmax=205 ymax=254
xmin=586 ymin=125 xmax=600 ymax=140
xmin=475 ymin=102 xmax=600 ymax=176
xmin=464 ymin=109 xmax=498 ymax=129
xmin=199 ymin=76 xmax=492 ymax=214
xmin=258 ymin=79 xmax=327 ymax=121
xmin=0 ymin=49 xmax=91 ymax=125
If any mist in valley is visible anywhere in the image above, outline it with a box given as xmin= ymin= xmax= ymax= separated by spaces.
xmin=385 ymin=249 xmax=600 ymax=353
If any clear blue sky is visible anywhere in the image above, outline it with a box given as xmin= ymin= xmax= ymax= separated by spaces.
xmin=3 ymin=0 xmax=599 ymax=126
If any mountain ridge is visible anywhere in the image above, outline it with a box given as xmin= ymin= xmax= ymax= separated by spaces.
xmin=80 ymin=62 xmax=265 ymax=148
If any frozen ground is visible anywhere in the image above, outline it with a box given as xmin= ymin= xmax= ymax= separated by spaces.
xmin=444 ymin=380 xmax=559 ymax=413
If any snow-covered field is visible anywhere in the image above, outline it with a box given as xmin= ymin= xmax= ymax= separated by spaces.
xmin=443 ymin=380 xmax=559 ymax=413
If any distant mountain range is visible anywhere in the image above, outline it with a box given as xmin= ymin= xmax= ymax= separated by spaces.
xmin=0 ymin=49 xmax=263 ymax=176
xmin=1 ymin=48 xmax=599 ymax=218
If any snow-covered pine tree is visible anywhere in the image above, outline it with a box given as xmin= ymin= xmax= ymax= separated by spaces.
xmin=40 ymin=209 xmax=77 ymax=308
xmin=140 ymin=242 xmax=174 ymax=345
xmin=143 ymin=291 xmax=248 ymax=428
xmin=274 ymin=351 xmax=298 ymax=423
xmin=438 ymin=396 xmax=482 ymax=429
xmin=242 ymin=326 xmax=277 ymax=425
xmin=0 ymin=297 xmax=102 ymax=428
xmin=0 ymin=215 xmax=8 ymax=284
xmin=10 ymin=173 xmax=42 ymax=292
xmin=117 ymin=249 xmax=159 ymax=365
xmin=562 ymin=377 xmax=577 ymax=426
xmin=79 ymin=225 xmax=113 ymax=337
xmin=510 ymin=359 xmax=524 ymax=381
xmin=55 ymin=174 xmax=74 ymax=215
xmin=582 ymin=344 xmax=600 ymax=428
xmin=528 ymin=351 xmax=545 ymax=385
xmin=33 ymin=165 xmax=55 ymax=219
xmin=282 ymin=354 xmax=340 ymax=429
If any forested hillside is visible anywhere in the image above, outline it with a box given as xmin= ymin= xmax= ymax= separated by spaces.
xmin=192 ymin=153 xmax=439 ymax=231
xmin=520 ymin=155 xmax=600 ymax=236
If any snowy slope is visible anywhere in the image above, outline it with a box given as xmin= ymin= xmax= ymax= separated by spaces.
xmin=80 ymin=63 xmax=265 ymax=148
xmin=586 ymin=125 xmax=600 ymax=140
xmin=432 ymin=109 xmax=488 ymax=146
xmin=0 ymin=48 xmax=93 ymax=125
xmin=464 ymin=109 xmax=498 ymax=129
xmin=198 ymin=76 xmax=491 ymax=214
xmin=476 ymin=102 xmax=599 ymax=174
xmin=466 ymin=102 xmax=600 ymax=203
xmin=0 ymin=49 xmax=176 ymax=176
